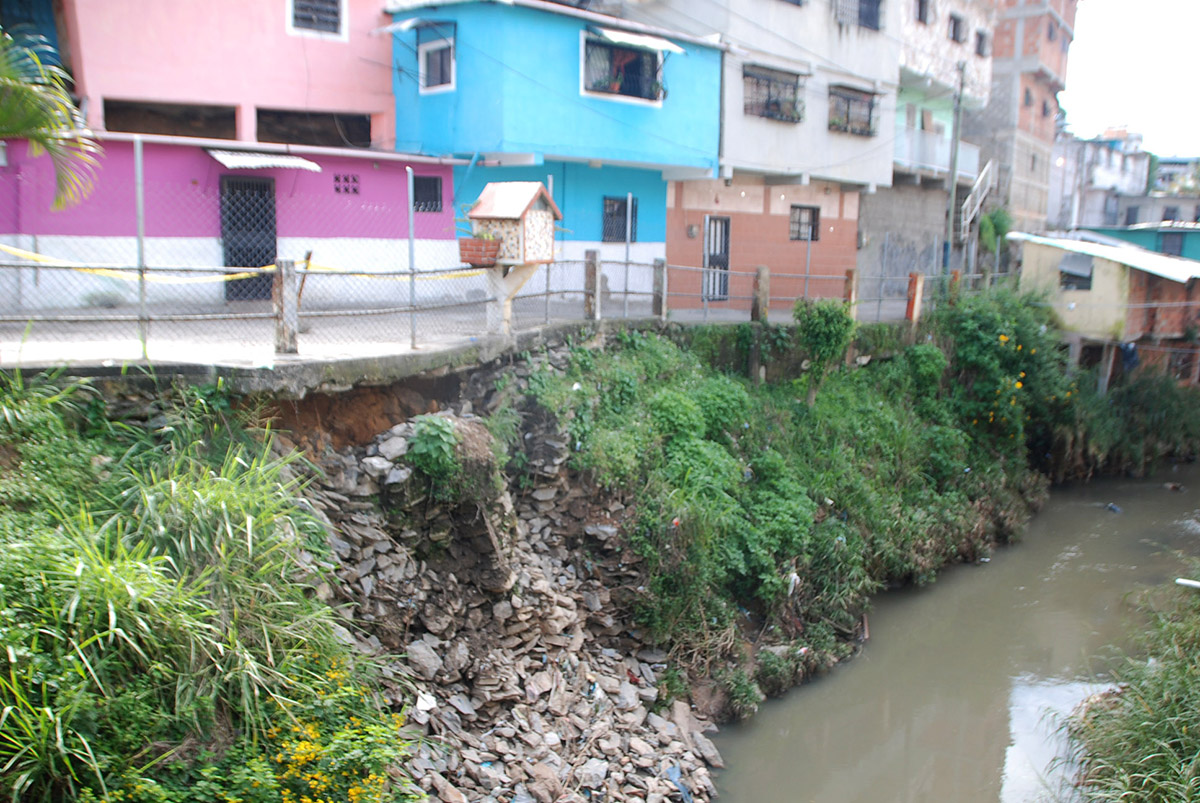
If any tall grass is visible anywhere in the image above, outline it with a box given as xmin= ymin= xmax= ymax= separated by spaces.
xmin=1066 ymin=579 xmax=1200 ymax=801
xmin=0 ymin=373 xmax=419 ymax=802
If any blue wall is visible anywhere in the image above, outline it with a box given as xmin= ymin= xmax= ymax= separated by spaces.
xmin=453 ymin=161 xmax=668 ymax=242
xmin=391 ymin=2 xmax=721 ymax=172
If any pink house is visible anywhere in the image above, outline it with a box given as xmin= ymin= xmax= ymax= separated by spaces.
xmin=0 ymin=0 xmax=464 ymax=309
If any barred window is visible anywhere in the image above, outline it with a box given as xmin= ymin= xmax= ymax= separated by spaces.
xmin=789 ymin=206 xmax=820 ymax=241
xmin=585 ymin=41 xmax=661 ymax=101
xmin=835 ymin=0 xmax=882 ymax=30
xmin=413 ymin=177 xmax=442 ymax=212
xmin=292 ymin=0 xmax=341 ymax=34
xmin=743 ymin=66 xmax=804 ymax=123
xmin=828 ymin=86 xmax=877 ymax=136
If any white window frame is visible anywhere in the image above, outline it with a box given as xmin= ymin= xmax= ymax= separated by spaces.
xmin=286 ymin=0 xmax=349 ymax=43
xmin=579 ymin=30 xmax=664 ymax=108
xmin=418 ymin=38 xmax=456 ymax=95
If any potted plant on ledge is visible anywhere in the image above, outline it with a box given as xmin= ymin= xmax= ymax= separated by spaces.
xmin=458 ymin=230 xmax=500 ymax=267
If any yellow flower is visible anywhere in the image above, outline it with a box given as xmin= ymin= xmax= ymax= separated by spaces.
xmin=999 ymin=334 xmax=1009 ymax=342
xmin=1017 ymin=344 xmax=1023 ymax=351
xmin=1015 ymin=381 xmax=1023 ymax=389
xmin=1019 ymin=371 xmax=1026 ymax=377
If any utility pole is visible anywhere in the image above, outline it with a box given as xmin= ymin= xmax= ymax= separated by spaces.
xmin=943 ymin=61 xmax=966 ymax=275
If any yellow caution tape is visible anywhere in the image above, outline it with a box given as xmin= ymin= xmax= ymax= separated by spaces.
xmin=0 ymin=244 xmax=486 ymax=283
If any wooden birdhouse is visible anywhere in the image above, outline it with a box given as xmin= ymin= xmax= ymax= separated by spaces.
xmin=465 ymin=182 xmax=563 ymax=266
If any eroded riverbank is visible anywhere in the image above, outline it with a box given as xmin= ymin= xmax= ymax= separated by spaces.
xmin=712 ymin=463 xmax=1200 ymax=802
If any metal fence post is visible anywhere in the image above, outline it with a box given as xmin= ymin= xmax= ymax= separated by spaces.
xmin=844 ymin=268 xmax=858 ymax=320
xmin=406 ymin=166 xmax=417 ymax=349
xmin=544 ymin=264 xmax=552 ymax=324
xmin=803 ymin=231 xmax=813 ymax=299
xmin=134 ymin=135 xmax=148 ymax=358
xmin=274 ymin=259 xmax=299 ymax=354
xmin=906 ymin=272 xmax=924 ymax=331
xmin=623 ymin=191 xmax=632 ymax=318
xmin=585 ymin=249 xmax=601 ymax=321
xmin=751 ymin=265 xmax=769 ymax=322
xmin=652 ymin=258 xmax=667 ymax=321
xmin=877 ymin=231 xmax=888 ymax=323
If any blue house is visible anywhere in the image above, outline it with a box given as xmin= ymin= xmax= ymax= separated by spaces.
xmin=385 ymin=0 xmax=723 ymax=265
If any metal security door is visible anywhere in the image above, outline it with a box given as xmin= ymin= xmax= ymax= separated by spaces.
xmin=703 ymin=215 xmax=730 ymax=301
xmin=221 ymin=176 xmax=277 ymax=301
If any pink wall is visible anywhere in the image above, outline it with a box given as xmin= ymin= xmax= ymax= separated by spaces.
xmin=64 ymin=0 xmax=397 ymax=146
xmin=1 ymin=140 xmax=455 ymax=240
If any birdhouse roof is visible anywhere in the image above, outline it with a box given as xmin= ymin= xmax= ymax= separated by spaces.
xmin=467 ymin=182 xmax=563 ymax=222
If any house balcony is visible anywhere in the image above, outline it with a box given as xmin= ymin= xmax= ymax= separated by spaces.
xmin=894 ymin=126 xmax=980 ymax=184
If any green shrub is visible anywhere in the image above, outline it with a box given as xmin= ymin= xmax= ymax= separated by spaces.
xmin=722 ymin=667 xmax=764 ymax=719
xmin=649 ymin=389 xmax=705 ymax=445
xmin=755 ymin=649 xmax=798 ymax=698
xmin=693 ymin=374 xmax=751 ymax=440
xmin=407 ymin=414 xmax=461 ymax=495
xmin=793 ymin=299 xmax=857 ymax=404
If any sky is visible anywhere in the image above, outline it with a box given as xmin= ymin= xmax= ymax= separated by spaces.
xmin=1058 ymin=0 xmax=1200 ymax=157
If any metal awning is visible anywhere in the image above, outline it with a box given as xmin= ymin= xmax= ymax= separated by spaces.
xmin=590 ymin=26 xmax=684 ymax=54
xmin=1058 ymin=252 xmax=1094 ymax=278
xmin=206 ymin=149 xmax=322 ymax=172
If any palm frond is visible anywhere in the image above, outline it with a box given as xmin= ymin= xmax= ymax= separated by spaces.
xmin=0 ymin=28 xmax=100 ymax=209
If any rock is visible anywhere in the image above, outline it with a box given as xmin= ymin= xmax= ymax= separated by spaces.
xmin=385 ymin=466 xmax=413 ymax=486
xmin=447 ymin=693 xmax=477 ymax=717
xmin=531 ymin=487 xmax=558 ymax=501
xmin=615 ymin=681 xmax=640 ymax=711
xmin=378 ymin=436 xmax=409 ymax=460
xmin=406 ymin=640 xmax=443 ymax=680
xmin=527 ymin=762 xmax=562 ymax=803
xmin=361 ymin=455 xmax=393 ymax=478
xmin=430 ymin=772 xmax=468 ymax=803
xmin=575 ymin=758 xmax=609 ymax=790
xmin=692 ymin=731 xmax=725 ymax=768
xmin=584 ymin=523 xmax=619 ymax=541
xmin=628 ymin=736 xmax=654 ymax=757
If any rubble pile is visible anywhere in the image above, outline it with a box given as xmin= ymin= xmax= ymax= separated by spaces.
xmin=303 ymin=391 xmax=726 ymax=802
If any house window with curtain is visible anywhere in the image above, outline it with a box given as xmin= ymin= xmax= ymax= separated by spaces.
xmin=585 ymin=39 xmax=661 ymax=101
xmin=744 ymin=66 xmax=804 ymax=123
xmin=829 ymin=86 xmax=877 ymax=136
xmin=789 ymin=206 xmax=820 ymax=241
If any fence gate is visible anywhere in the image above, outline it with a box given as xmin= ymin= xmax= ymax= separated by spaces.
xmin=703 ymin=215 xmax=730 ymax=301
xmin=221 ymin=176 xmax=277 ymax=301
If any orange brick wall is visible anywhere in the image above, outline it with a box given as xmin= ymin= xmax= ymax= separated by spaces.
xmin=665 ymin=180 xmax=857 ymax=313
xmin=1125 ymin=271 xmax=1200 ymax=341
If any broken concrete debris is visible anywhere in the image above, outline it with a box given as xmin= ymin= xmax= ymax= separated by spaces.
xmin=301 ymin=354 xmax=725 ymax=802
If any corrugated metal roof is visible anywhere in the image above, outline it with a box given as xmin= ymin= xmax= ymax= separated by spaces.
xmin=467 ymin=182 xmax=563 ymax=221
xmin=1008 ymin=231 xmax=1200 ymax=284
xmin=206 ymin=149 xmax=322 ymax=172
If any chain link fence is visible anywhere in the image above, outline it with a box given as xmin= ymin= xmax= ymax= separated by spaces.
xmin=0 ymin=140 xmax=998 ymax=367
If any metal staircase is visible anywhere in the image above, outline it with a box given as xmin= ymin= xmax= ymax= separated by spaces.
xmin=958 ymin=159 xmax=995 ymax=242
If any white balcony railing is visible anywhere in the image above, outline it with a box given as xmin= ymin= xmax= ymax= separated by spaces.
xmin=894 ymin=126 xmax=980 ymax=182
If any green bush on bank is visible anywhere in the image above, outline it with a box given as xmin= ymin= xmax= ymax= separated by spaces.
xmin=0 ymin=376 xmax=420 ymax=803
xmin=522 ymin=291 xmax=1200 ymax=711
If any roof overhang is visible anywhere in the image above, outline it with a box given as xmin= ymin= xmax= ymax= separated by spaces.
xmin=588 ymin=25 xmax=684 ymax=54
xmin=206 ymin=149 xmax=322 ymax=172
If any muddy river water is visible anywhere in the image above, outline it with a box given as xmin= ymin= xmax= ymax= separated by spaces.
xmin=713 ymin=464 xmax=1200 ymax=802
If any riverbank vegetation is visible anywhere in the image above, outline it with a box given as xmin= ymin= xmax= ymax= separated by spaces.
xmin=521 ymin=290 xmax=1200 ymax=716
xmin=0 ymin=376 xmax=419 ymax=802
xmin=5 ymin=289 xmax=1200 ymax=794
xmin=1067 ymin=577 xmax=1200 ymax=801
